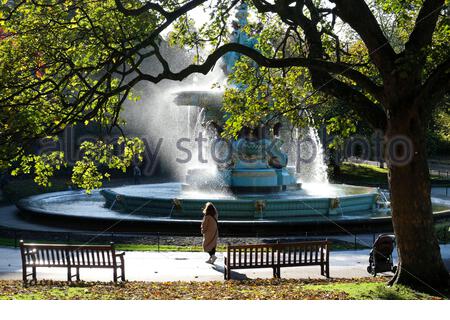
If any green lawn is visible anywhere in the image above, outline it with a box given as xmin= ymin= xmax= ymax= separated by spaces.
xmin=303 ymin=281 xmax=438 ymax=300
xmin=0 ymin=278 xmax=444 ymax=300
xmin=0 ymin=237 xmax=210 ymax=252
xmin=0 ymin=237 xmax=369 ymax=252
xmin=336 ymin=162 xmax=389 ymax=185
xmin=334 ymin=162 xmax=449 ymax=186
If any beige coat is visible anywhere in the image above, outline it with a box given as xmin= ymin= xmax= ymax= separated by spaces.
xmin=201 ymin=212 xmax=218 ymax=252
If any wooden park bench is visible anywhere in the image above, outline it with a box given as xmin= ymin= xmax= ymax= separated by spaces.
xmin=224 ymin=240 xmax=330 ymax=280
xmin=19 ymin=241 xmax=125 ymax=284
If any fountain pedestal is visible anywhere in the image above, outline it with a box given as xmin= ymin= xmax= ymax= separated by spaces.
xmin=185 ymin=166 xmax=299 ymax=192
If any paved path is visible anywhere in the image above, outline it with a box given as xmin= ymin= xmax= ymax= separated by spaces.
xmin=1 ymin=245 xmax=449 ymax=282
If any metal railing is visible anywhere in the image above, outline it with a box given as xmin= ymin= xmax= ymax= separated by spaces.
xmin=1 ymin=227 xmax=447 ymax=252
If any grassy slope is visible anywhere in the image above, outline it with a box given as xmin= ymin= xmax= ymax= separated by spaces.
xmin=334 ymin=162 xmax=449 ymax=186
xmin=334 ymin=162 xmax=390 ymax=185
xmin=0 ymin=278 xmax=444 ymax=300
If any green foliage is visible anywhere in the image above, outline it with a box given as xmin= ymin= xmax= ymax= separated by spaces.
xmin=434 ymin=222 xmax=450 ymax=243
xmin=0 ymin=0 xmax=151 ymax=190
xmin=428 ymin=101 xmax=450 ymax=155
xmin=222 ymin=58 xmax=321 ymax=138
xmin=168 ymin=0 xmax=236 ymax=62
xmin=10 ymin=152 xmax=66 ymax=187
xmin=71 ymin=137 xmax=144 ymax=192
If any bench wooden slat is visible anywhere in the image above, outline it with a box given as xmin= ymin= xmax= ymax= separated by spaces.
xmin=70 ymin=249 xmax=75 ymax=266
xmin=56 ymin=249 xmax=61 ymax=265
xmin=19 ymin=241 xmax=125 ymax=284
xmin=89 ymin=250 xmax=93 ymax=266
xmin=76 ymin=249 xmax=80 ymax=266
xmin=50 ymin=249 xmax=56 ymax=265
xmin=224 ymin=241 xmax=330 ymax=280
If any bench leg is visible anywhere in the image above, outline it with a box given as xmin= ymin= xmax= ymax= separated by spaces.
xmin=224 ymin=266 xmax=229 ymax=280
xmin=321 ymin=263 xmax=324 ymax=276
xmin=113 ymin=267 xmax=118 ymax=284
xmin=226 ymin=268 xmax=231 ymax=280
xmin=22 ymin=266 xmax=28 ymax=285
xmin=121 ymin=265 xmax=126 ymax=282
xmin=273 ymin=267 xmax=281 ymax=279
xmin=326 ymin=262 xmax=330 ymax=278
xmin=32 ymin=266 xmax=37 ymax=283
xmin=67 ymin=267 xmax=72 ymax=282
xmin=76 ymin=268 xmax=80 ymax=282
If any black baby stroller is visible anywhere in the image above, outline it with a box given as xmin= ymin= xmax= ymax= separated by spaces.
xmin=367 ymin=234 xmax=398 ymax=276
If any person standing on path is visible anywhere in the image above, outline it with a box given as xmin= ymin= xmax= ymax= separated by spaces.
xmin=201 ymin=202 xmax=219 ymax=264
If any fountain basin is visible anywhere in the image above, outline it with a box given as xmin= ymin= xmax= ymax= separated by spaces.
xmin=16 ymin=182 xmax=378 ymax=220
xmin=15 ymin=183 xmax=450 ymax=236
xmin=100 ymin=183 xmax=378 ymax=219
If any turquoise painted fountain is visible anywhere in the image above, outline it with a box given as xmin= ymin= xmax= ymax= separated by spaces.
xmin=99 ymin=2 xmax=378 ymax=221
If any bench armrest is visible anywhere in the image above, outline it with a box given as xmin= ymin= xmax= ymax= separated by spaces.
xmin=115 ymin=251 xmax=125 ymax=257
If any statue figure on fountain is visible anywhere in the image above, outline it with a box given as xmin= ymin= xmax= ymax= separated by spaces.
xmin=175 ymin=1 xmax=299 ymax=191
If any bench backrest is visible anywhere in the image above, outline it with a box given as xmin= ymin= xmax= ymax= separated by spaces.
xmin=226 ymin=241 xmax=329 ymax=268
xmin=20 ymin=242 xmax=117 ymax=267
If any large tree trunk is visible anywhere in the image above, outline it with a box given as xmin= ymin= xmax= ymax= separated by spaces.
xmin=385 ymin=101 xmax=449 ymax=292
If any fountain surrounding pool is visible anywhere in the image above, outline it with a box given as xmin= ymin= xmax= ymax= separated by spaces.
xmin=101 ymin=182 xmax=378 ymax=219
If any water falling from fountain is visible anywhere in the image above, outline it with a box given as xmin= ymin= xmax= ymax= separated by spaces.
xmin=121 ymin=41 xmax=227 ymax=180
xmin=297 ymin=127 xmax=329 ymax=184
xmin=286 ymin=126 xmax=329 ymax=184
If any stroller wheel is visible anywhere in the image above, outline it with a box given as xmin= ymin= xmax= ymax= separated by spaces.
xmin=392 ymin=265 xmax=398 ymax=274
xmin=367 ymin=266 xmax=372 ymax=274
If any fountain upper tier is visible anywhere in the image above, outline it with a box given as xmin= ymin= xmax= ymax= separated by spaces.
xmin=173 ymin=90 xmax=299 ymax=192
xmin=174 ymin=90 xmax=223 ymax=110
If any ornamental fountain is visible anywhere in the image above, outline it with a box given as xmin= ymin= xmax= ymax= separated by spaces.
xmin=100 ymin=2 xmax=378 ymax=221
xmin=17 ymin=3 xmax=449 ymax=236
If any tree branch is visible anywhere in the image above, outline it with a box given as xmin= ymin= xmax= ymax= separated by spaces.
xmin=405 ymin=0 xmax=445 ymax=52
xmin=133 ymin=43 xmax=386 ymax=129
xmin=114 ymin=0 xmax=171 ymax=18
xmin=162 ymin=43 xmax=382 ymax=100
xmin=419 ymin=57 xmax=450 ymax=109
xmin=331 ymin=0 xmax=397 ymax=77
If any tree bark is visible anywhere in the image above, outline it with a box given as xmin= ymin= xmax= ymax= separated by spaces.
xmin=385 ymin=100 xmax=449 ymax=292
